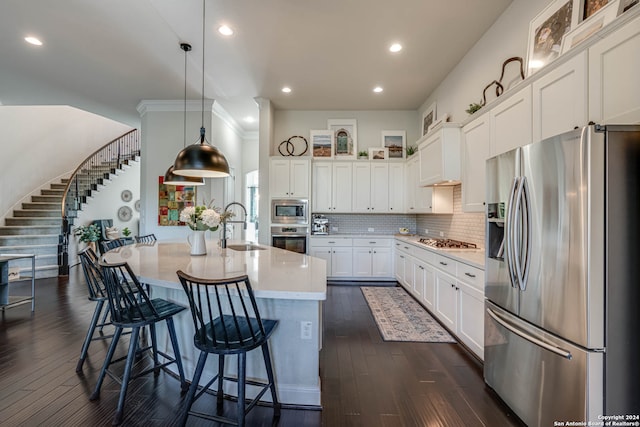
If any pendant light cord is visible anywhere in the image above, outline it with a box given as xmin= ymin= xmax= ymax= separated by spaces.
xmin=200 ymin=0 xmax=206 ymax=143
xmin=183 ymin=45 xmax=187 ymax=148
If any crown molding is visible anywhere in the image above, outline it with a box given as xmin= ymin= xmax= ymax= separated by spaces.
xmin=136 ymin=99 xmax=215 ymax=116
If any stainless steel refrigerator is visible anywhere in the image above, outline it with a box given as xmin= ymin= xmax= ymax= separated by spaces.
xmin=484 ymin=125 xmax=640 ymax=426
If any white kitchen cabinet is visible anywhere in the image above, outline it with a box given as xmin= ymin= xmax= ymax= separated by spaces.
xmin=456 ymin=262 xmax=485 ymax=360
xmin=269 ymin=158 xmax=310 ymax=198
xmin=309 ymin=237 xmax=353 ymax=277
xmin=414 ymin=259 xmax=435 ymax=312
xmin=405 ymin=156 xmax=418 ymax=213
xmin=462 ymin=113 xmax=490 ymax=213
xmin=490 ymin=85 xmax=532 ymax=156
xmin=312 ymin=161 xmax=352 ymax=212
xmin=352 ymin=238 xmax=392 ymax=277
xmin=456 ymin=280 xmax=485 ymax=360
xmin=415 ymin=186 xmax=453 ymax=214
xmin=352 ymin=162 xmax=389 ymax=213
xmin=435 ymin=270 xmax=457 ymax=331
xmin=589 ymin=13 xmax=640 ymax=124
xmin=418 ymin=123 xmax=461 ymax=186
xmin=532 ymin=51 xmax=588 ymax=142
xmin=388 ymin=163 xmax=404 ymax=213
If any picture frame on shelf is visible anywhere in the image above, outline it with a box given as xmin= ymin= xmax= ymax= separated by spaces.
xmin=427 ymin=113 xmax=450 ymax=134
xmin=526 ymin=0 xmax=579 ymax=76
xmin=328 ymin=119 xmax=357 ymax=159
xmin=561 ymin=0 xmax=621 ymax=53
xmin=310 ymin=129 xmax=334 ymax=158
xmin=369 ymin=147 xmax=389 ymax=160
xmin=381 ymin=130 xmax=406 ymax=159
xmin=421 ymin=103 xmax=436 ymax=136
xmin=581 ymin=0 xmax=611 ymax=20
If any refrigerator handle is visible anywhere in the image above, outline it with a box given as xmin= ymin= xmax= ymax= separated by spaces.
xmin=486 ymin=308 xmax=573 ymax=360
xmin=505 ymin=177 xmax=519 ymax=288
xmin=519 ymin=177 xmax=532 ymax=291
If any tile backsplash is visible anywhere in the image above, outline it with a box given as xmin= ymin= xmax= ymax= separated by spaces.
xmin=315 ymin=185 xmax=486 ymax=247
xmin=416 ymin=185 xmax=485 ymax=247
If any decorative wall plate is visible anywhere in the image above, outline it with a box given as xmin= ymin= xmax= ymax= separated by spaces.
xmin=121 ymin=189 xmax=133 ymax=202
xmin=134 ymin=200 xmax=141 ymax=212
xmin=117 ymin=206 xmax=133 ymax=222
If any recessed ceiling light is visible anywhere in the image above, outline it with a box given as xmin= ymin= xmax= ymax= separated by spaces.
xmin=389 ymin=43 xmax=402 ymax=53
xmin=218 ymin=25 xmax=234 ymax=36
xmin=25 ymin=36 xmax=43 ymax=46
xmin=243 ymin=116 xmax=255 ymax=123
xmin=281 ymin=86 xmax=292 ymax=94
xmin=373 ymin=86 xmax=384 ymax=93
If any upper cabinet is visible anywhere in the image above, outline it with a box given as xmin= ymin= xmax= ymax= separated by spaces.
xmin=388 ymin=163 xmax=405 ymax=213
xmin=490 ymin=85 xmax=532 ymax=156
xmin=461 ymin=113 xmax=491 ymax=213
xmin=418 ymin=124 xmax=461 ymax=186
xmin=312 ymin=161 xmax=352 ymax=213
xmin=352 ymin=162 xmax=389 ymax=213
xmin=269 ymin=158 xmax=310 ymax=198
xmin=588 ymin=13 xmax=640 ymax=124
xmin=532 ymin=51 xmax=588 ymax=142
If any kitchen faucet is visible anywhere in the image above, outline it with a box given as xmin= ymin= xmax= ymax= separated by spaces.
xmin=220 ymin=202 xmax=248 ymax=248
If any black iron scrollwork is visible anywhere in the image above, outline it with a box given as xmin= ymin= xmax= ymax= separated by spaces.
xmin=481 ymin=80 xmax=504 ymax=107
xmin=278 ymin=135 xmax=309 ymax=156
xmin=498 ymin=56 xmax=525 ymax=88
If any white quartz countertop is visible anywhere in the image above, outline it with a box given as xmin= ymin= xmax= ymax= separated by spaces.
xmin=102 ymin=240 xmax=327 ymax=301
xmin=393 ymin=235 xmax=486 ymax=269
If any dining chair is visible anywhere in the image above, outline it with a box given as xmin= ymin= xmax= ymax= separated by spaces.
xmin=176 ymin=271 xmax=280 ymax=427
xmin=100 ymin=238 xmax=124 ymax=254
xmin=134 ymin=233 xmax=157 ymax=244
xmin=90 ymin=260 xmax=187 ymax=425
xmin=76 ymin=247 xmax=114 ymax=372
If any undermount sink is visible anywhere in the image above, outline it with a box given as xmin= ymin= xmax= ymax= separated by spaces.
xmin=226 ymin=244 xmax=265 ymax=252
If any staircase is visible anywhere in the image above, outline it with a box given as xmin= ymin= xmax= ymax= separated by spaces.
xmin=0 ymin=129 xmax=140 ymax=279
xmin=0 ymin=184 xmax=65 ymax=278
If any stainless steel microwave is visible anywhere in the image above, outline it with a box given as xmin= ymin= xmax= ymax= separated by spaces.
xmin=271 ymin=198 xmax=308 ymax=224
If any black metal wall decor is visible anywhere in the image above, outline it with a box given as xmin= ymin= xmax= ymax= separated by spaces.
xmin=466 ymin=56 xmax=525 ymax=115
xmin=278 ymin=135 xmax=309 ymax=156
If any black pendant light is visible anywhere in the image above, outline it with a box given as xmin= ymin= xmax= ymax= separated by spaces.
xmin=172 ymin=0 xmax=230 ymax=178
xmin=164 ymin=43 xmax=205 ymax=186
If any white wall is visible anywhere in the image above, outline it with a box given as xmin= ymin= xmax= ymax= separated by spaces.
xmin=0 ymin=106 xmax=131 ymax=220
xmin=418 ymin=0 xmax=549 ymax=123
xmin=71 ymin=161 xmax=141 ymax=264
xmin=137 ymin=100 xmax=251 ymax=242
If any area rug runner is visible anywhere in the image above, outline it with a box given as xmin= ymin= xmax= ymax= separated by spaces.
xmin=361 ymin=286 xmax=456 ymax=343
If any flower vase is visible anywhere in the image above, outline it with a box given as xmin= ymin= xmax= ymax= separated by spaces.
xmin=187 ymin=230 xmax=207 ymax=256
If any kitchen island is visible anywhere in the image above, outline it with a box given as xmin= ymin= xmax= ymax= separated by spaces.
xmin=102 ymin=240 xmax=326 ymax=407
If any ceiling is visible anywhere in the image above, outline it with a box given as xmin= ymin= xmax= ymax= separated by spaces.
xmin=0 ymin=0 xmax=512 ymax=133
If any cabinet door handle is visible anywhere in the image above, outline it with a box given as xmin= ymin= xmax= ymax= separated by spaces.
xmin=328 ymin=241 xmax=335 ymax=244
xmin=419 ymin=266 xmax=424 ymax=270
xmin=404 ymin=246 xmax=409 ymax=250
xmin=451 ymin=284 xmax=455 ymax=288
xmin=440 ymin=261 xmax=448 ymax=266
xmin=373 ymin=250 xmax=377 ymax=254
xmin=369 ymin=241 xmax=376 ymax=244
xmin=400 ymin=255 xmax=405 ymax=259
xmin=455 ymin=286 xmax=459 ymax=291
xmin=464 ymin=272 xmax=476 ymax=278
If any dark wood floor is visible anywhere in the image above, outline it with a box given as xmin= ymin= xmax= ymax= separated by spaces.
xmin=0 ymin=270 xmax=523 ymax=426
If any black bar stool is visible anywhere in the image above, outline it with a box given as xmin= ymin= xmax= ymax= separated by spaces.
xmin=176 ymin=271 xmax=280 ymax=427
xmin=90 ymin=260 xmax=187 ymax=425
xmin=134 ymin=233 xmax=157 ymax=244
xmin=76 ymin=247 xmax=115 ymax=372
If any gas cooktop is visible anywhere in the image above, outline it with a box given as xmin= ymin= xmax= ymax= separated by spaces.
xmin=417 ymin=238 xmax=478 ymax=250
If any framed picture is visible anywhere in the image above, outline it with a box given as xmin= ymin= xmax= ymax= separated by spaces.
xmin=421 ymin=103 xmax=436 ymax=136
xmin=328 ymin=119 xmax=357 ymax=159
xmin=381 ymin=130 xmax=406 ymax=159
xmin=158 ymin=175 xmax=195 ymax=226
xmin=310 ymin=130 xmax=333 ymax=158
xmin=561 ymin=0 xmax=621 ymax=53
xmin=526 ymin=0 xmax=579 ymax=76
xmin=581 ymin=0 xmax=610 ymax=20
xmin=369 ymin=147 xmax=389 ymax=160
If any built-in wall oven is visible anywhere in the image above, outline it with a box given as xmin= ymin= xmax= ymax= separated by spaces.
xmin=271 ymin=199 xmax=308 ymax=225
xmin=271 ymin=226 xmax=308 ymax=254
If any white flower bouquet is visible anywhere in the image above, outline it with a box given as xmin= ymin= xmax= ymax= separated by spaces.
xmin=179 ymin=202 xmax=233 ymax=231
